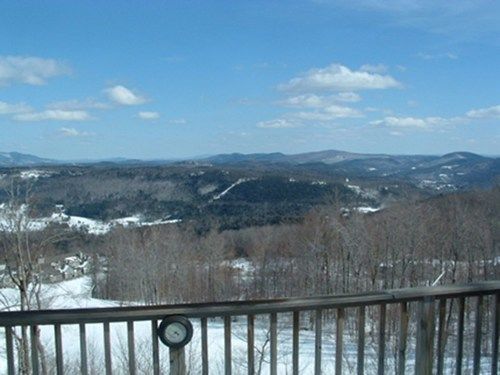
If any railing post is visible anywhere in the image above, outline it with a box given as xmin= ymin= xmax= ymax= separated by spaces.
xmin=103 ymin=322 xmax=112 ymax=375
xmin=30 ymin=325 xmax=39 ymax=375
xmin=5 ymin=326 xmax=15 ymax=375
xmin=151 ymin=320 xmax=160 ymax=375
xmin=436 ymin=298 xmax=447 ymax=375
xmin=270 ymin=313 xmax=278 ymax=375
xmin=397 ymin=302 xmax=408 ymax=375
xmin=357 ymin=306 xmax=365 ymax=375
xmin=415 ymin=297 xmax=435 ymax=375
xmin=492 ymin=292 xmax=499 ymax=375
xmin=202 ymin=317 xmax=209 ymax=375
xmin=293 ymin=311 xmax=300 ymax=375
xmin=170 ymin=347 xmax=186 ymax=375
xmin=225 ymin=315 xmax=232 ymax=375
xmin=456 ymin=297 xmax=465 ymax=375
xmin=472 ymin=296 xmax=483 ymax=375
xmin=378 ymin=304 xmax=386 ymax=375
xmin=315 ymin=309 xmax=323 ymax=374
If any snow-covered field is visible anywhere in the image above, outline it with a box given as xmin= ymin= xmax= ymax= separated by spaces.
xmin=0 ymin=277 xmax=491 ymax=374
xmin=0 ymin=278 xmax=380 ymax=374
xmin=0 ymin=209 xmax=181 ymax=235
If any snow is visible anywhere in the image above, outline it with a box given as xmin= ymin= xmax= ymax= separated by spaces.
xmin=0 ymin=277 xmax=389 ymax=374
xmin=19 ymin=170 xmax=53 ymax=180
xmin=139 ymin=218 xmax=182 ymax=226
xmin=189 ymin=171 xmax=205 ymax=177
xmin=347 ymin=184 xmax=378 ymax=200
xmin=0 ymin=210 xmax=181 ymax=235
xmin=0 ymin=277 xmax=489 ymax=374
xmin=311 ymin=180 xmax=327 ymax=186
xmin=221 ymin=258 xmax=255 ymax=275
xmin=417 ymin=180 xmax=457 ymax=191
xmin=111 ymin=216 xmax=142 ymax=226
xmin=38 ymin=213 xmax=111 ymax=235
xmin=347 ymin=184 xmax=362 ymax=194
xmin=213 ymin=178 xmax=252 ymax=200
xmin=355 ymin=206 xmax=381 ymax=214
xmin=0 ymin=277 xmax=115 ymax=312
xmin=198 ymin=184 xmax=218 ymax=195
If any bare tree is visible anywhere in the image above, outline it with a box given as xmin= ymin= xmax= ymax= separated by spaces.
xmin=0 ymin=178 xmax=64 ymax=374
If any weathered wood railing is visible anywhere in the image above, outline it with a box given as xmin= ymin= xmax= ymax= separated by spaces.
xmin=1 ymin=281 xmax=499 ymax=374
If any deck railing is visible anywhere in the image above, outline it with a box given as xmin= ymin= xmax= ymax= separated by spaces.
xmin=1 ymin=281 xmax=499 ymax=374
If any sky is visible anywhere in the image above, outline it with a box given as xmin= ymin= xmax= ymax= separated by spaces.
xmin=0 ymin=0 xmax=499 ymax=159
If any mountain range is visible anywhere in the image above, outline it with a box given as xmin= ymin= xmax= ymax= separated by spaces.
xmin=0 ymin=152 xmax=55 ymax=167
xmin=0 ymin=149 xmax=498 ymax=230
xmin=1 ymin=149 xmax=498 ymax=189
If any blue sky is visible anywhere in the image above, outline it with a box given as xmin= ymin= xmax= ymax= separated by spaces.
xmin=0 ymin=0 xmax=499 ymax=159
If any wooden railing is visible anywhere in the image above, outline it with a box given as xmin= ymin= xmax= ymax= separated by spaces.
xmin=1 ymin=281 xmax=499 ymax=374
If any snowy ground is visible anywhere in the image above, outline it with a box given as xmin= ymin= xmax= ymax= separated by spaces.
xmin=0 ymin=210 xmax=181 ymax=235
xmin=0 ymin=277 xmax=492 ymax=374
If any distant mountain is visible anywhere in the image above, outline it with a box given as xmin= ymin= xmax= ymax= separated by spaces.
xmin=0 ymin=152 xmax=56 ymax=167
xmin=0 ymin=152 xmax=178 ymax=167
xmin=0 ymin=149 xmax=498 ymax=230
xmin=204 ymin=149 xmax=499 ymax=190
xmin=406 ymin=152 xmax=500 ymax=189
xmin=206 ymin=152 xmax=288 ymax=164
xmin=1 ymin=149 xmax=498 ymax=190
xmin=204 ymin=149 xmax=432 ymax=166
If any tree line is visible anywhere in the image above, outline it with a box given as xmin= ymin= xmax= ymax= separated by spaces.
xmin=98 ymin=187 xmax=499 ymax=304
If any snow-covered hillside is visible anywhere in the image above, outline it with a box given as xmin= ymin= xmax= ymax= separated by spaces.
xmin=0 ymin=210 xmax=181 ymax=235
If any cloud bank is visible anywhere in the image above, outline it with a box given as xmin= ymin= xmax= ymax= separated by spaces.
xmin=105 ymin=85 xmax=146 ymax=106
xmin=138 ymin=111 xmax=160 ymax=120
xmin=0 ymin=56 xmax=70 ymax=86
xmin=279 ymin=63 xmax=400 ymax=92
xmin=14 ymin=110 xmax=91 ymax=122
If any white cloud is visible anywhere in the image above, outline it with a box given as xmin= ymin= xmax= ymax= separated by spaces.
xmin=256 ymin=118 xmax=298 ymax=129
xmin=360 ymin=64 xmax=388 ymax=73
xmin=58 ymin=127 xmax=93 ymax=137
xmin=466 ymin=105 xmax=500 ymax=119
xmin=335 ymin=92 xmax=362 ymax=102
xmin=47 ymin=98 xmax=110 ymax=110
xmin=390 ymin=131 xmax=404 ymax=136
xmin=168 ymin=118 xmax=187 ymax=125
xmin=138 ymin=111 xmax=160 ymax=120
xmin=104 ymin=85 xmax=146 ymax=106
xmin=315 ymin=1 xmax=500 ymax=43
xmin=279 ymin=63 xmax=400 ymax=92
xmin=372 ymin=103 xmax=500 ymax=131
xmin=0 ymin=101 xmax=32 ymax=115
xmin=417 ymin=52 xmax=458 ymax=60
xmin=280 ymin=92 xmax=361 ymax=108
xmin=371 ymin=116 xmax=459 ymax=129
xmin=294 ymin=105 xmax=362 ymax=122
xmin=0 ymin=55 xmax=70 ymax=86
xmin=13 ymin=110 xmax=91 ymax=122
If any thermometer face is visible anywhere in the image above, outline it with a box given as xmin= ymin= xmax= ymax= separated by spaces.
xmin=164 ymin=322 xmax=188 ymax=344
xmin=158 ymin=315 xmax=193 ymax=349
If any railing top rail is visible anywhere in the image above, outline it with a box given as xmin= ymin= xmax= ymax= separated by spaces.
xmin=1 ymin=281 xmax=499 ymax=326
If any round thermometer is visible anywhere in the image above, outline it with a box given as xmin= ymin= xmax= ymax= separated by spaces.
xmin=157 ymin=315 xmax=193 ymax=349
